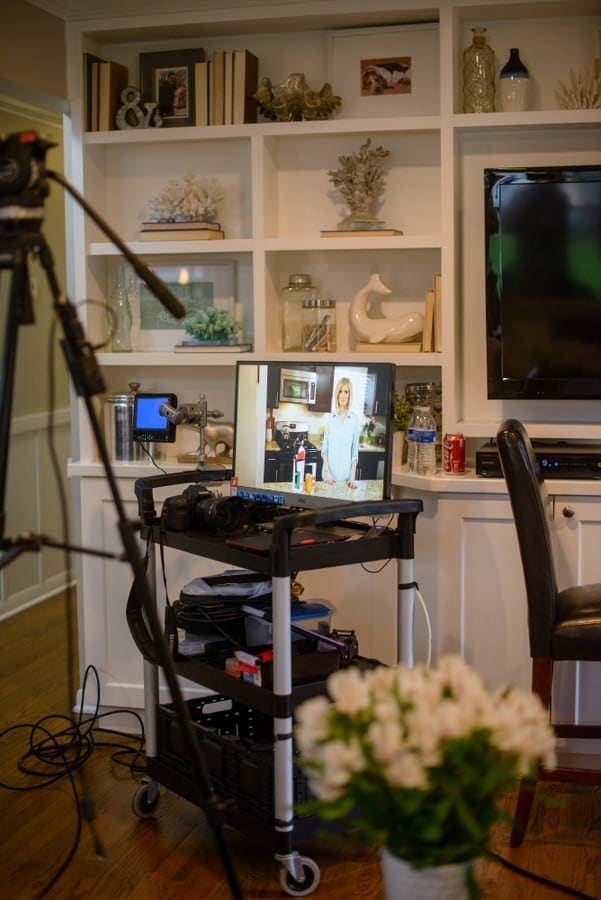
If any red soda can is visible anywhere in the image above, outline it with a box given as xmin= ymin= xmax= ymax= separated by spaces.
xmin=443 ymin=433 xmax=465 ymax=474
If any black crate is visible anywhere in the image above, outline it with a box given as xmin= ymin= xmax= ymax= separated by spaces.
xmin=155 ymin=695 xmax=312 ymax=822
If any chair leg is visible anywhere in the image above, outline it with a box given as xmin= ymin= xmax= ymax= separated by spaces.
xmin=510 ymin=658 xmax=553 ymax=846
xmin=510 ymin=778 xmax=536 ymax=846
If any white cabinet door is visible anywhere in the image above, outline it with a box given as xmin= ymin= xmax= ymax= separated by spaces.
xmin=76 ymin=476 xmax=225 ymax=712
xmin=435 ymin=493 xmax=531 ymax=692
xmin=397 ymin=488 xmax=531 ymax=691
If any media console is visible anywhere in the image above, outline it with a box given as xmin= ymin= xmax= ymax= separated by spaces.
xmin=476 ymin=442 xmax=601 ymax=480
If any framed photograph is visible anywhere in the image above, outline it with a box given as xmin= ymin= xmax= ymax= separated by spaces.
xmin=360 ymin=56 xmax=412 ymax=96
xmin=129 ymin=261 xmax=236 ymax=350
xmin=139 ymin=48 xmax=204 ymax=127
xmin=326 ymin=24 xmax=439 ymax=118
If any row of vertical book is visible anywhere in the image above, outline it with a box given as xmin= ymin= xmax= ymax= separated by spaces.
xmin=422 ymin=274 xmax=442 ymax=353
xmin=197 ymin=49 xmax=259 ymax=126
xmin=84 ymin=48 xmax=258 ymax=131
xmin=84 ymin=54 xmax=129 ymax=131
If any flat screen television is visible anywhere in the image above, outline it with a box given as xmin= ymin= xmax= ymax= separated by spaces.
xmin=232 ymin=361 xmax=395 ymax=509
xmin=484 ymin=165 xmax=601 ymax=399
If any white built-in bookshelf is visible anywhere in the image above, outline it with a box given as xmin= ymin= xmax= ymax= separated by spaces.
xmin=67 ymin=0 xmax=601 ymax=469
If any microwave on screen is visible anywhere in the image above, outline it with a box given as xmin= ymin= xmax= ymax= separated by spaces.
xmin=280 ymin=368 xmax=317 ymax=405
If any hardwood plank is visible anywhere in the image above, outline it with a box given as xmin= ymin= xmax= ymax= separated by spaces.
xmin=1 ymin=594 xmax=600 ymax=898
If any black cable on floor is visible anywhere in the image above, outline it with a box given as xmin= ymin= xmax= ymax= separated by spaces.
xmin=486 ymin=848 xmax=596 ymax=899
xmin=0 ymin=663 xmax=147 ymax=898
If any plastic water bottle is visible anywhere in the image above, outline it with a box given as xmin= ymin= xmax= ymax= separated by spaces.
xmin=414 ymin=406 xmax=437 ymax=476
xmin=406 ymin=408 xmax=419 ymax=473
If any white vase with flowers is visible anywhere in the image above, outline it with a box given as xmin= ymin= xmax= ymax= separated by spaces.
xmin=295 ymin=656 xmax=556 ymax=899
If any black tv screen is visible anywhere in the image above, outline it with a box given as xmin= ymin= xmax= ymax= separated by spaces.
xmin=484 ymin=166 xmax=601 ymax=399
xmin=232 ymin=361 xmax=395 ymax=510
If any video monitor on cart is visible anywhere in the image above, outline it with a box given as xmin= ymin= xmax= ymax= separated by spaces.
xmin=232 ymin=360 xmax=395 ymax=510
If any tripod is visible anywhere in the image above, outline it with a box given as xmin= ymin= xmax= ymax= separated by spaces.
xmin=0 ymin=132 xmax=242 ymax=899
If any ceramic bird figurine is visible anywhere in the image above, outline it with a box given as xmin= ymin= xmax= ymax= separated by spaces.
xmin=349 ymin=272 xmax=424 ymax=343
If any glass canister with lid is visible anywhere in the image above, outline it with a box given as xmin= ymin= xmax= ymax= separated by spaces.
xmin=281 ymin=273 xmax=317 ymax=351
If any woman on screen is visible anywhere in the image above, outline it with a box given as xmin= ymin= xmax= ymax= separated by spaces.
xmin=321 ymin=377 xmax=360 ymax=488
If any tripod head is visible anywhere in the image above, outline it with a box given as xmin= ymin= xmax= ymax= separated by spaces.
xmin=0 ymin=130 xmax=54 ymax=226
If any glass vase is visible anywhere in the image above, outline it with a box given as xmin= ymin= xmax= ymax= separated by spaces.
xmin=462 ymin=27 xmax=496 ymax=113
xmin=499 ymin=48 xmax=529 ymax=112
xmin=108 ymin=266 xmax=133 ymax=352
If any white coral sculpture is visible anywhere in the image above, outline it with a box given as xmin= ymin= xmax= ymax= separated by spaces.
xmin=554 ymin=67 xmax=601 ymax=109
xmin=142 ymin=174 xmax=224 ymax=223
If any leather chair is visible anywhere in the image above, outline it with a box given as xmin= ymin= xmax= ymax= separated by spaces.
xmin=496 ymin=418 xmax=601 ymax=846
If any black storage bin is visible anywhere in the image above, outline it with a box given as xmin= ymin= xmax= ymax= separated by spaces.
xmin=154 ymin=695 xmax=312 ymax=823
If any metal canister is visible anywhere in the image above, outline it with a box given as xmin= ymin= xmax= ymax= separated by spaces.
xmin=104 ymin=392 xmax=144 ymax=462
xmin=443 ymin=433 xmax=465 ymax=474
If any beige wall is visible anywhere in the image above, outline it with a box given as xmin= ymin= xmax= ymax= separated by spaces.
xmin=0 ymin=3 xmax=72 ymax=613
xmin=0 ymin=1 xmax=67 ymax=102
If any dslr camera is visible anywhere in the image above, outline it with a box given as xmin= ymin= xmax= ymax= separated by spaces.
xmin=161 ymin=484 xmax=250 ymax=536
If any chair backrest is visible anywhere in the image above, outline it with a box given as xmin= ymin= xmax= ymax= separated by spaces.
xmin=496 ymin=418 xmax=558 ymax=658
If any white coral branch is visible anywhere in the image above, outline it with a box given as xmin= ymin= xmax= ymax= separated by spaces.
xmin=554 ymin=67 xmax=601 ymax=109
xmin=142 ymin=174 xmax=224 ymax=223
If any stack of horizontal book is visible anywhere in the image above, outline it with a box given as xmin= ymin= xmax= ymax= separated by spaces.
xmin=138 ymin=221 xmax=225 ymax=241
xmin=195 ymin=48 xmax=259 ymax=126
xmin=175 ymin=340 xmax=252 ymax=353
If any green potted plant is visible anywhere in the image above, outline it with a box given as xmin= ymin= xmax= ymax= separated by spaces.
xmin=392 ymin=393 xmax=412 ymax=467
xmin=182 ymin=307 xmax=242 ymax=345
xmin=295 ymin=656 xmax=556 ymax=899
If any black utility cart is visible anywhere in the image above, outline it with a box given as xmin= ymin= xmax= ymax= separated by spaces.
xmin=128 ymin=471 xmax=422 ymax=897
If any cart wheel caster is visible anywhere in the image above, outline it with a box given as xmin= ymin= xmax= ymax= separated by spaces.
xmin=279 ymin=856 xmax=320 ymax=896
xmin=131 ymin=778 xmax=160 ymax=818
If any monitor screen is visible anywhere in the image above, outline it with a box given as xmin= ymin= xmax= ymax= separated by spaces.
xmin=484 ymin=165 xmax=601 ymax=399
xmin=232 ymin=361 xmax=395 ymax=509
xmin=132 ymin=392 xmax=177 ymax=442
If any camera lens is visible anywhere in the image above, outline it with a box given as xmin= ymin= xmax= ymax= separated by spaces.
xmin=193 ymin=495 xmax=250 ymax=535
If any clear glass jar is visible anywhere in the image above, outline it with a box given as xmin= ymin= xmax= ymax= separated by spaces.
xmin=462 ymin=27 xmax=495 ymax=113
xmin=302 ymin=297 xmax=336 ymax=352
xmin=281 ymin=274 xmax=316 ymax=351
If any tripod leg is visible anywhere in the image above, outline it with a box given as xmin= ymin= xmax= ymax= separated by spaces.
xmin=0 ymin=248 xmax=32 ymax=541
xmin=33 ymin=236 xmax=243 ymax=899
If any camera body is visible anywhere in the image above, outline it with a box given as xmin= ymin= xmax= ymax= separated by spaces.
xmin=161 ymin=484 xmax=250 ymax=536
xmin=0 ymin=131 xmax=53 ymax=212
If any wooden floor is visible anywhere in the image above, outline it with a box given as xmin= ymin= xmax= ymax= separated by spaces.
xmin=1 ymin=592 xmax=600 ymax=899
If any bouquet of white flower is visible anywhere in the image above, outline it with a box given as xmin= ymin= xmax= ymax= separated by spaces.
xmin=295 ymin=656 xmax=556 ymax=870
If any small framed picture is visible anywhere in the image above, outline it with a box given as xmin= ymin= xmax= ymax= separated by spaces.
xmin=128 ymin=261 xmax=236 ymax=349
xmin=360 ymin=56 xmax=412 ymax=96
xmin=326 ymin=23 xmax=438 ymax=118
xmin=139 ymin=48 xmax=204 ymax=127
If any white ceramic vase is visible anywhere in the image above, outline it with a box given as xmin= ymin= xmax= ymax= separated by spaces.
xmin=380 ymin=849 xmax=474 ymax=900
